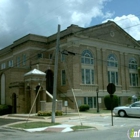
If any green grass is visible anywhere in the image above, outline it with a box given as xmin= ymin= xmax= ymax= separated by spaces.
xmin=10 ymin=121 xmax=60 ymax=129
xmin=71 ymin=125 xmax=94 ymax=131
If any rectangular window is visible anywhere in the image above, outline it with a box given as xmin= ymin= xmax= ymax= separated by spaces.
xmin=61 ymin=53 xmax=65 ymax=62
xmin=82 ymin=69 xmax=85 ymax=84
xmin=86 ymin=69 xmax=90 ymax=84
xmin=129 ymin=73 xmax=138 ymax=86
xmin=61 ymin=70 xmax=66 ymax=85
xmin=17 ymin=57 xmax=20 ymax=67
xmin=108 ymin=71 xmax=118 ymax=85
xmin=84 ymin=97 xmax=87 ymax=104
xmin=37 ymin=53 xmax=43 ymax=58
xmin=23 ymin=54 xmax=26 ymax=65
xmin=1 ymin=63 xmax=6 ymax=69
xmin=81 ymin=69 xmax=94 ymax=84
xmin=49 ymin=54 xmax=53 ymax=59
xmin=8 ymin=60 xmax=13 ymax=67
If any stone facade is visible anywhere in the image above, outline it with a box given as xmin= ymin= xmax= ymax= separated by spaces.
xmin=0 ymin=21 xmax=140 ymax=113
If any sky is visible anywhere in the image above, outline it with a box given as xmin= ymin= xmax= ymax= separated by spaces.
xmin=0 ymin=0 xmax=140 ymax=49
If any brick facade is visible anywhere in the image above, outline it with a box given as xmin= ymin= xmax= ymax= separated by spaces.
xmin=0 ymin=21 xmax=140 ymax=113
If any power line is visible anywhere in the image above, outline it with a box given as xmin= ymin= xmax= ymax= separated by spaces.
xmin=60 ymin=49 xmax=139 ymax=70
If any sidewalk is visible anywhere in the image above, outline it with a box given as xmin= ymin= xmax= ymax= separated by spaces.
xmin=0 ymin=113 xmax=111 ymax=133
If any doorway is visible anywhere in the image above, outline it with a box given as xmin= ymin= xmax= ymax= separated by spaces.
xmin=46 ymin=70 xmax=54 ymax=95
xmin=84 ymin=97 xmax=97 ymax=108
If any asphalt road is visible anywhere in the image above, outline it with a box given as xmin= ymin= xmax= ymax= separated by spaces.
xmin=0 ymin=118 xmax=25 ymax=127
xmin=0 ymin=115 xmax=140 ymax=140
xmin=0 ymin=126 xmax=140 ymax=140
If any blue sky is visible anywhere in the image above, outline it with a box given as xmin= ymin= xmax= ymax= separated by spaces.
xmin=0 ymin=0 xmax=140 ymax=49
xmin=91 ymin=0 xmax=140 ymax=25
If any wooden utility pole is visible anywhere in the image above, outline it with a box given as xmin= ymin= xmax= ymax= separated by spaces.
xmin=51 ymin=24 xmax=60 ymax=123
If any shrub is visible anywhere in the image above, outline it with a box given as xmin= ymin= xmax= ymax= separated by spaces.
xmin=104 ymin=95 xmax=119 ymax=110
xmin=0 ymin=104 xmax=12 ymax=115
xmin=55 ymin=110 xmax=62 ymax=116
xmin=79 ymin=104 xmax=90 ymax=111
xmin=37 ymin=110 xmax=63 ymax=116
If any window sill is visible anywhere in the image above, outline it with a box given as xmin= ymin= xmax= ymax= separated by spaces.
xmin=80 ymin=84 xmax=98 ymax=86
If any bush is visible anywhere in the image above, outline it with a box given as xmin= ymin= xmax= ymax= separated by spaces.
xmin=55 ymin=110 xmax=62 ymax=116
xmin=0 ymin=104 xmax=12 ymax=115
xmin=37 ymin=110 xmax=63 ymax=116
xmin=79 ymin=104 xmax=89 ymax=111
xmin=104 ymin=95 xmax=119 ymax=110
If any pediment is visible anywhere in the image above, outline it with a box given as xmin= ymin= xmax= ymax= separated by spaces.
xmin=76 ymin=21 xmax=140 ymax=48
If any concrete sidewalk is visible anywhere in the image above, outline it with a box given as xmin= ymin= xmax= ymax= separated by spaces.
xmin=0 ymin=113 xmax=110 ymax=132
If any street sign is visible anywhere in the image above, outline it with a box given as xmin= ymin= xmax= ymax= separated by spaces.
xmin=107 ymin=83 xmax=116 ymax=95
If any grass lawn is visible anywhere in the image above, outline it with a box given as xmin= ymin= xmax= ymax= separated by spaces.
xmin=10 ymin=121 xmax=60 ymax=129
xmin=71 ymin=125 xmax=95 ymax=131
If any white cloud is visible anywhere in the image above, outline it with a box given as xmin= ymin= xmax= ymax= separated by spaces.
xmin=103 ymin=14 xmax=140 ymax=40
xmin=0 ymin=0 xmax=112 ymax=49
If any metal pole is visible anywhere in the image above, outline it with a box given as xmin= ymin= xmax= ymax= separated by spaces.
xmin=96 ymin=87 xmax=99 ymax=113
xmin=110 ymin=95 xmax=113 ymax=126
xmin=51 ymin=24 xmax=60 ymax=123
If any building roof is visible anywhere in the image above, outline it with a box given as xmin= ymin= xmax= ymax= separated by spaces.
xmin=24 ymin=69 xmax=46 ymax=76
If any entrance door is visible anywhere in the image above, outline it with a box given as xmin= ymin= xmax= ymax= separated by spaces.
xmin=46 ymin=70 xmax=53 ymax=95
xmin=12 ymin=93 xmax=17 ymax=113
xmin=88 ymin=97 xmax=93 ymax=108
xmin=84 ymin=97 xmax=94 ymax=108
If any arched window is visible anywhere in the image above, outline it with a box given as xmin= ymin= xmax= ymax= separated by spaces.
xmin=107 ymin=54 xmax=118 ymax=85
xmin=129 ymin=58 xmax=138 ymax=86
xmin=107 ymin=54 xmax=118 ymax=67
xmin=81 ymin=50 xmax=94 ymax=84
xmin=81 ymin=50 xmax=93 ymax=64
xmin=129 ymin=58 xmax=137 ymax=70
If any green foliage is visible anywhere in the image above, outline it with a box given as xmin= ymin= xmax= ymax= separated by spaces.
xmin=55 ymin=110 xmax=62 ymax=116
xmin=37 ymin=110 xmax=63 ymax=116
xmin=79 ymin=104 xmax=90 ymax=111
xmin=0 ymin=104 xmax=12 ymax=115
xmin=104 ymin=95 xmax=119 ymax=110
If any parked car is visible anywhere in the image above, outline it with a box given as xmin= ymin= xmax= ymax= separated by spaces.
xmin=113 ymin=101 xmax=140 ymax=117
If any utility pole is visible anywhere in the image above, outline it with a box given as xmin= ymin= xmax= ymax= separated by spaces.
xmin=96 ymin=87 xmax=99 ymax=113
xmin=51 ymin=24 xmax=60 ymax=123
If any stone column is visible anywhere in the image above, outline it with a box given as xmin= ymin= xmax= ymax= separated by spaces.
xmin=96 ymin=48 xmax=103 ymax=90
xmin=102 ymin=49 xmax=108 ymax=90
xmin=124 ymin=53 xmax=129 ymax=90
xmin=120 ymin=53 xmax=126 ymax=91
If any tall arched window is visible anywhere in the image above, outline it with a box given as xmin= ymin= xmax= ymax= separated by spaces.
xmin=81 ymin=50 xmax=93 ymax=64
xmin=81 ymin=50 xmax=94 ymax=84
xmin=129 ymin=58 xmax=138 ymax=86
xmin=107 ymin=54 xmax=118 ymax=85
xmin=129 ymin=58 xmax=137 ymax=70
xmin=107 ymin=54 xmax=118 ymax=67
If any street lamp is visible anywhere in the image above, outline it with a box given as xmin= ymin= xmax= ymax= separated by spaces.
xmin=96 ymin=87 xmax=99 ymax=113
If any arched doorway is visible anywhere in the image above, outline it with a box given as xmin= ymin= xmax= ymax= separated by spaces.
xmin=46 ymin=70 xmax=54 ymax=95
xmin=1 ymin=74 xmax=6 ymax=104
xmin=12 ymin=93 xmax=17 ymax=113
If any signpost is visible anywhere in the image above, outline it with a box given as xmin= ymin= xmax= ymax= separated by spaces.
xmin=107 ymin=83 xmax=116 ymax=126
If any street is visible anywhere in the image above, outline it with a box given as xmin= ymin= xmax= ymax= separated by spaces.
xmin=0 ymin=115 xmax=140 ymax=140
xmin=0 ymin=125 xmax=140 ymax=140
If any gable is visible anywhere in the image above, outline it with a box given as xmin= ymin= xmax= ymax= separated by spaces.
xmin=76 ymin=21 xmax=140 ymax=48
